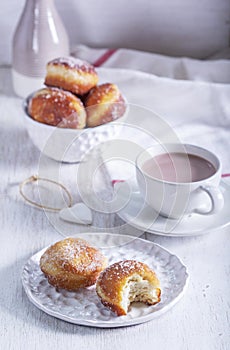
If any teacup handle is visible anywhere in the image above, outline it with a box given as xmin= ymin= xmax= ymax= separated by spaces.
xmin=195 ymin=185 xmax=224 ymax=215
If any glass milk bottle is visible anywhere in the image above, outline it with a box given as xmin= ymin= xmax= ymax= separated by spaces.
xmin=12 ymin=0 xmax=69 ymax=98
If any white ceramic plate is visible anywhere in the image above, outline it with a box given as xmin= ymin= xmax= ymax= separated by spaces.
xmin=22 ymin=233 xmax=188 ymax=328
xmin=116 ymin=181 xmax=230 ymax=237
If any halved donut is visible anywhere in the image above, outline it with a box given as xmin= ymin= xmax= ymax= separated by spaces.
xmin=96 ymin=260 xmax=161 ymax=316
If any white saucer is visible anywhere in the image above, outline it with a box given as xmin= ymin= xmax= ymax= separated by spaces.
xmin=22 ymin=233 xmax=188 ymax=328
xmin=116 ymin=181 xmax=230 ymax=237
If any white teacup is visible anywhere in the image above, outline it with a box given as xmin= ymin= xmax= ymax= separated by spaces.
xmin=136 ymin=143 xmax=224 ymax=219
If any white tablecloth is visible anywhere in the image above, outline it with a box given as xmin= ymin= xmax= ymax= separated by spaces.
xmin=72 ymin=45 xmax=230 ymax=83
xmin=71 ymin=46 xmax=230 ymax=180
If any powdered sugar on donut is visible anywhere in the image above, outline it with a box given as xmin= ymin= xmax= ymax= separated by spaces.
xmin=40 ymin=238 xmax=107 ymax=274
xmin=99 ymin=260 xmax=146 ymax=282
xmin=48 ymin=57 xmax=96 ymax=73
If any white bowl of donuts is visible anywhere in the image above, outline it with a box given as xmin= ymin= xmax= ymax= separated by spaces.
xmin=23 ymin=57 xmax=128 ymax=162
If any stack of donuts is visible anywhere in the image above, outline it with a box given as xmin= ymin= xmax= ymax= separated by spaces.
xmin=28 ymin=57 xmax=127 ymax=129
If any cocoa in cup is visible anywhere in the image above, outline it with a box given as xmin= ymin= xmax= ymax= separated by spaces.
xmin=136 ymin=144 xmax=224 ymax=219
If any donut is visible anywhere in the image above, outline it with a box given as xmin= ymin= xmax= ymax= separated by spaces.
xmin=40 ymin=238 xmax=108 ymax=291
xmin=28 ymin=87 xmax=86 ymax=129
xmin=85 ymin=83 xmax=127 ymax=127
xmin=96 ymin=260 xmax=161 ymax=316
xmin=44 ymin=57 xmax=98 ymax=95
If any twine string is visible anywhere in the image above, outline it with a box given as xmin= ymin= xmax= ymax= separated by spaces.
xmin=19 ymin=175 xmax=72 ymax=211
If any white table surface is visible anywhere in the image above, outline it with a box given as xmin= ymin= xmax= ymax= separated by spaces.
xmin=0 ymin=67 xmax=230 ymax=350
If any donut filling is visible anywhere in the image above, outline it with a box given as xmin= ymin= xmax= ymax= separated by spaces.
xmin=121 ymin=274 xmax=160 ymax=313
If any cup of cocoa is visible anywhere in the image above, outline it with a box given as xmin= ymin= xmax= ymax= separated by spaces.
xmin=136 ymin=143 xmax=224 ymax=219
